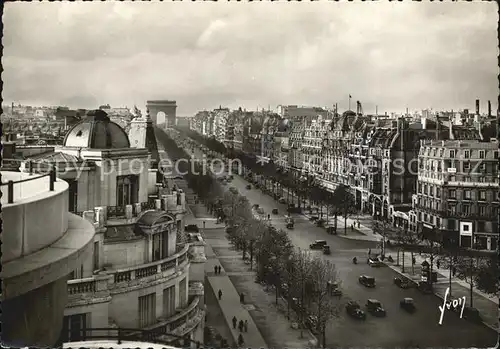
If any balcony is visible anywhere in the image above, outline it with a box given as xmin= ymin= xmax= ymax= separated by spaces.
xmin=67 ymin=245 xmax=190 ymax=306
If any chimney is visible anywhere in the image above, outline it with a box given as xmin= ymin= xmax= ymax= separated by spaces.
xmin=488 ymin=100 xmax=491 ymax=117
xmin=475 ymin=99 xmax=480 ymax=115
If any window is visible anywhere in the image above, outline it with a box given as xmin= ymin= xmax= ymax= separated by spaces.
xmin=462 ymin=204 xmax=470 ymax=215
xmin=60 ymin=313 xmax=91 ymax=342
xmin=479 ymin=150 xmax=485 ymax=159
xmin=448 ymin=204 xmax=456 ymax=214
xmin=494 ymin=151 xmax=498 ymax=159
xmin=479 ymin=191 xmax=486 ymax=200
xmin=116 ymin=175 xmax=139 ymax=207
xmin=464 ymin=190 xmax=471 ymax=200
xmin=138 ymin=293 xmax=156 ymax=328
xmin=179 ymin=278 xmax=187 ymax=307
xmin=450 ymin=175 xmax=456 ymax=182
xmin=436 ymin=188 xmax=441 ymax=197
xmin=450 ymin=150 xmax=455 ymax=158
xmin=479 ymin=206 xmax=486 ymax=216
xmin=463 ymin=162 xmax=470 ymax=170
xmin=477 ymin=221 xmax=485 ymax=232
xmin=448 ymin=189 xmax=456 ymax=199
xmin=439 ymin=149 xmax=444 ymax=157
xmin=93 ymin=241 xmax=99 ymax=271
xmin=463 ymin=224 xmax=469 ymax=232
xmin=447 ymin=219 xmax=456 ymax=230
xmin=163 ymin=286 xmax=176 ymax=317
xmin=464 ymin=150 xmax=470 ymax=159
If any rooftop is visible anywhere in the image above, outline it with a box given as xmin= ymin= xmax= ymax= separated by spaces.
xmin=422 ymin=139 xmax=499 ymax=149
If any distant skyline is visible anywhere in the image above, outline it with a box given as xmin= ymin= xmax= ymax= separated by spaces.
xmin=2 ymin=2 xmax=498 ymax=116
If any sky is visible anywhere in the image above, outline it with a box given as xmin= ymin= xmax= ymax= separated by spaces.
xmin=2 ymin=1 xmax=499 ymax=116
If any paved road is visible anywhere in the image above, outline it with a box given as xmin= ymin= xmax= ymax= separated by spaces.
xmin=181 ymin=136 xmax=497 ymax=348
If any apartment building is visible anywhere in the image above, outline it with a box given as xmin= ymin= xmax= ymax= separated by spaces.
xmin=273 ymin=118 xmax=291 ymax=170
xmin=288 ymin=116 xmax=306 ymax=178
xmin=413 ymin=139 xmax=499 ymax=250
xmin=213 ymin=107 xmax=230 ymax=143
xmin=302 ymin=115 xmax=331 ymax=176
xmin=20 ymin=110 xmax=205 ymax=346
xmin=261 ymin=113 xmax=281 ymax=161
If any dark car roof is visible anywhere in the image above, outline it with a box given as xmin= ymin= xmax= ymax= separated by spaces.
xmin=367 ymin=299 xmax=381 ymax=303
xmin=361 ymin=275 xmax=375 ymax=279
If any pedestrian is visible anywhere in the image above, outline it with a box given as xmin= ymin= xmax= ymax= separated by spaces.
xmin=358 ymin=221 xmax=361 ymax=228
xmin=244 ymin=319 xmax=248 ymax=332
xmin=218 ymin=289 xmax=223 ymax=300
xmin=238 ymin=333 xmax=244 ymax=346
xmin=437 ymin=260 xmax=441 ymax=269
xmin=238 ymin=320 xmax=244 ymax=332
xmin=368 ymin=248 xmax=371 ymax=256
xmin=214 ymin=265 xmax=218 ymax=275
xmin=240 ymin=292 xmax=245 ymax=304
xmin=232 ymin=316 xmax=237 ymax=329
xmin=218 ymin=266 xmax=222 ymax=274
xmin=412 ymin=257 xmax=416 ymax=265
xmin=203 ymin=221 xmax=206 ymax=229
xmin=452 ymin=266 xmax=456 ymax=277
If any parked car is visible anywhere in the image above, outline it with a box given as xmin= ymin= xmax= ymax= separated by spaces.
xmin=326 ymin=226 xmax=337 ymax=235
xmin=305 ymin=315 xmax=319 ymax=334
xmin=316 ymin=219 xmax=325 ymax=227
xmin=323 ymin=245 xmax=331 ymax=255
xmin=359 ymin=275 xmax=376 ymax=288
xmin=400 ymin=298 xmax=416 ymax=313
xmin=246 ymin=184 xmax=252 ymax=190
xmin=366 ymin=299 xmax=386 ymax=317
xmin=309 ymin=240 xmax=327 ymax=250
xmin=327 ymin=281 xmax=342 ymax=296
xmin=416 ymin=281 xmax=433 ymax=294
xmin=277 ymin=197 xmax=286 ymax=204
xmin=345 ymin=301 xmax=366 ymax=320
xmin=368 ymin=258 xmax=384 ymax=268
xmin=394 ymin=277 xmax=412 ymax=289
xmin=272 ymin=208 xmax=279 ymax=214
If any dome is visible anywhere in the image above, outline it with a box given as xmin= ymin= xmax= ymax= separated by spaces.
xmin=342 ymin=110 xmax=356 ymax=118
xmin=277 ymin=118 xmax=290 ymax=132
xmin=63 ymin=109 xmax=130 ymax=149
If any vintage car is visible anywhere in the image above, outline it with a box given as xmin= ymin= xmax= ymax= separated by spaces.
xmin=246 ymin=184 xmax=252 ymax=190
xmin=394 ymin=277 xmax=412 ymax=289
xmin=366 ymin=299 xmax=386 ymax=317
xmin=345 ymin=301 xmax=366 ymax=320
xmin=368 ymin=258 xmax=383 ymax=267
xmin=326 ymin=226 xmax=337 ymax=235
xmin=359 ymin=275 xmax=376 ymax=288
xmin=305 ymin=315 xmax=319 ymax=334
xmin=327 ymin=281 xmax=342 ymax=296
xmin=309 ymin=240 xmax=327 ymax=250
xmin=323 ymin=245 xmax=331 ymax=255
xmin=400 ymin=298 xmax=416 ymax=313
xmin=272 ymin=208 xmax=279 ymax=214
xmin=315 ymin=219 xmax=326 ymax=227
xmin=278 ymin=197 xmax=287 ymax=204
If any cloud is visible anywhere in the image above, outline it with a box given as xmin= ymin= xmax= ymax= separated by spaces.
xmin=2 ymin=1 xmax=498 ymax=115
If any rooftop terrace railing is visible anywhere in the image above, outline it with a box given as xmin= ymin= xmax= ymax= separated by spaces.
xmin=0 ymin=168 xmax=57 ymax=204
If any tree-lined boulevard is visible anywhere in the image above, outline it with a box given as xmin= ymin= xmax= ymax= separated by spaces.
xmin=157 ymin=127 xmax=497 ymax=348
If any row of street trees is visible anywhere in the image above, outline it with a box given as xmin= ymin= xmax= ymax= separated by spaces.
xmin=170 ymin=130 xmax=343 ymax=347
xmin=180 ymin=130 xmax=498 ymax=302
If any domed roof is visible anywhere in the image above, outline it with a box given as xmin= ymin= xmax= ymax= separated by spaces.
xmin=63 ymin=109 xmax=130 ymax=149
xmin=277 ymin=118 xmax=290 ymax=132
xmin=342 ymin=110 xmax=356 ymax=118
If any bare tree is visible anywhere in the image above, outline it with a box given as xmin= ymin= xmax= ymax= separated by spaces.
xmin=309 ymin=257 xmax=342 ymax=348
xmin=289 ymin=249 xmax=314 ymax=338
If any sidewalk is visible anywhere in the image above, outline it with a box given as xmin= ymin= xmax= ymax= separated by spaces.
xmin=205 ymin=243 xmax=268 ymax=348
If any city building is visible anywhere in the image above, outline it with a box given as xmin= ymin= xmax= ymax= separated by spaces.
xmin=17 ymin=109 xmax=205 ymax=346
xmin=302 ymin=114 xmax=332 ymax=176
xmin=213 ymin=107 xmax=230 ymax=144
xmin=1 ymin=171 xmax=95 ymax=347
xmin=413 ymin=139 xmax=499 ymax=251
xmin=273 ymin=118 xmax=291 ymax=170
xmin=261 ymin=113 xmax=281 ymax=162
